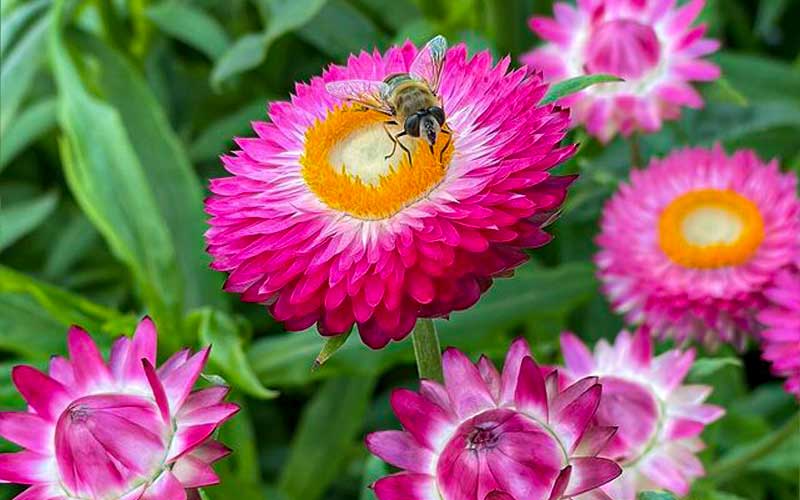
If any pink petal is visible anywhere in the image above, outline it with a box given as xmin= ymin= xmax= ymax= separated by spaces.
xmin=14 ymin=484 xmax=65 ymax=500
xmin=143 ymin=359 xmax=171 ymax=423
xmin=554 ymin=384 xmax=602 ymax=453
xmin=11 ymin=366 xmax=71 ymax=421
xmin=573 ymin=425 xmax=618 ymax=456
xmin=172 ymin=455 xmax=220 ymax=488
xmin=560 ymin=332 xmax=594 ymax=375
xmin=372 ymin=473 xmax=438 ymax=500
xmin=178 ymin=386 xmax=230 ymax=416
xmin=179 ymin=403 xmax=239 ymax=427
xmin=478 ymin=355 xmax=502 ymax=401
xmin=161 ymin=347 xmax=211 ymax=413
xmin=442 ymin=348 xmax=496 ymax=418
xmin=167 ymin=424 xmax=218 ymax=462
xmin=500 ymin=338 xmax=533 ymax=405
xmin=366 ymin=431 xmax=435 ymax=473
xmin=629 ymin=327 xmax=653 ymax=368
xmin=0 ymin=412 xmax=50 ymax=452
xmin=0 ymin=451 xmax=53 ymax=484
xmin=485 ymin=492 xmax=515 ymax=500
xmin=514 ymin=357 xmax=549 ymax=421
xmin=390 ymin=389 xmax=452 ymax=450
xmin=564 ymin=457 xmax=621 ymax=496
xmin=140 ymin=471 xmax=187 ymax=500
xmin=547 ymin=466 xmax=571 ymax=500
xmin=67 ymin=326 xmax=111 ymax=388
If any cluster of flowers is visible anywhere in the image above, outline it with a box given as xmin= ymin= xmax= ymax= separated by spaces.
xmin=2 ymin=0 xmax=798 ymax=499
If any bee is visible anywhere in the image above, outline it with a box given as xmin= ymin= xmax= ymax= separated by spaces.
xmin=325 ymin=35 xmax=452 ymax=166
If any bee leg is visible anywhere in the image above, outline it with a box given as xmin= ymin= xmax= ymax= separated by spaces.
xmin=383 ymin=122 xmax=402 ymax=160
xmin=438 ymin=128 xmax=452 ymax=163
xmin=397 ymin=138 xmax=413 ymax=167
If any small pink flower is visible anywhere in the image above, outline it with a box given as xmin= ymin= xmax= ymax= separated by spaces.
xmin=758 ymin=265 xmax=800 ymax=399
xmin=559 ymin=329 xmax=724 ymax=499
xmin=523 ymin=0 xmax=720 ymax=141
xmin=0 ymin=318 xmax=238 ymax=500
xmin=366 ymin=339 xmax=622 ymax=500
xmin=596 ymin=145 xmax=800 ymax=346
xmin=205 ymin=40 xmax=576 ymax=349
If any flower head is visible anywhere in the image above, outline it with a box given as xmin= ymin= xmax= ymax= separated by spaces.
xmin=366 ymin=339 xmax=622 ymax=500
xmin=758 ymin=264 xmax=800 ymax=399
xmin=522 ymin=0 xmax=720 ymax=141
xmin=0 ymin=318 xmax=238 ymax=500
xmin=205 ymin=41 xmax=576 ymax=349
xmin=559 ymin=329 xmax=724 ymax=498
xmin=596 ymin=146 xmax=800 ymax=346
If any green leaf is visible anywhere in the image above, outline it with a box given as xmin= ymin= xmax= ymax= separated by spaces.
xmin=683 ymin=100 xmax=800 ymax=144
xmin=359 ymin=456 xmax=388 ymax=500
xmin=690 ymin=357 xmax=743 ymax=380
xmin=50 ymin=10 xmax=184 ymax=344
xmin=0 ymin=293 xmax=71 ymax=359
xmin=72 ymin=33 xmax=226 ymax=311
xmin=0 ymin=0 xmax=49 ymax=56
xmin=147 ymin=1 xmax=230 ymax=60
xmin=0 ymin=97 xmax=57 ymax=172
xmin=0 ymin=191 xmax=58 ymax=251
xmin=0 ymin=13 xmax=48 ymax=137
xmin=189 ymin=98 xmax=269 ymax=163
xmin=313 ymin=329 xmax=352 ymax=370
xmin=638 ymin=492 xmax=678 ymax=500
xmin=192 ymin=308 xmax=278 ymax=399
xmin=42 ymin=213 xmax=98 ymax=279
xmin=211 ymin=0 xmax=328 ymax=87
xmin=278 ymin=376 xmax=376 ymax=500
xmin=541 ymin=74 xmax=623 ymax=105
xmin=715 ymin=53 xmax=800 ymax=103
xmin=298 ymin=0 xmax=387 ymax=59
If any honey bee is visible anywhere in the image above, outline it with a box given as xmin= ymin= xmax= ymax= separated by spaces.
xmin=325 ymin=35 xmax=451 ymax=166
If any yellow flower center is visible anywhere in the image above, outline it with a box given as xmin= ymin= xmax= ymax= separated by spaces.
xmin=658 ymin=189 xmax=764 ymax=268
xmin=300 ymin=105 xmax=454 ymax=220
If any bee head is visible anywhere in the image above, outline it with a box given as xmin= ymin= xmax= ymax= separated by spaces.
xmin=420 ymin=114 xmax=440 ymax=148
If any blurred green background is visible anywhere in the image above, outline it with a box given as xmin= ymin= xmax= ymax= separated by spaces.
xmin=1 ymin=0 xmax=798 ymax=499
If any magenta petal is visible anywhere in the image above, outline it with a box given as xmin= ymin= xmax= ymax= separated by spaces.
xmin=162 ymin=347 xmax=211 ymax=413
xmin=573 ymin=426 xmax=617 ymax=457
xmin=67 ymin=326 xmax=112 ymax=388
xmin=514 ymin=357 xmax=549 ymax=421
xmin=547 ymin=466 xmax=571 ymax=500
xmin=442 ymin=348 xmax=496 ymax=418
xmin=13 ymin=484 xmax=64 ymax=500
xmin=560 ymin=332 xmax=594 ymax=375
xmin=554 ymin=384 xmax=602 ymax=453
xmin=629 ymin=327 xmax=653 ymax=368
xmin=500 ymin=338 xmax=533 ymax=404
xmin=0 ymin=412 xmax=50 ymax=452
xmin=116 ymin=317 xmax=158 ymax=383
xmin=11 ymin=366 xmax=71 ymax=421
xmin=564 ymin=457 xmax=621 ymax=496
xmin=366 ymin=431 xmax=434 ymax=473
xmin=0 ymin=451 xmax=52 ymax=484
xmin=172 ymin=455 xmax=220 ymax=488
xmin=166 ymin=424 xmax=217 ymax=462
xmin=140 ymin=471 xmax=187 ymax=500
xmin=390 ymin=389 xmax=452 ymax=450
xmin=179 ymin=403 xmax=239 ymax=426
xmin=478 ymin=355 xmax=502 ymax=401
xmin=485 ymin=492 xmax=515 ymax=500
xmin=372 ymin=473 xmax=437 ymax=500
xmin=178 ymin=386 xmax=230 ymax=416
xmin=143 ymin=359 xmax=171 ymax=423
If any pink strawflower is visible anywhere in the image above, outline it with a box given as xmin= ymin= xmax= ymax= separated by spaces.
xmin=559 ymin=329 xmax=724 ymax=499
xmin=758 ymin=265 xmax=800 ymax=399
xmin=205 ymin=41 xmax=576 ymax=349
xmin=0 ymin=318 xmax=238 ymax=500
xmin=366 ymin=339 xmax=622 ymax=500
xmin=596 ymin=146 xmax=800 ymax=346
xmin=522 ymin=0 xmax=720 ymax=142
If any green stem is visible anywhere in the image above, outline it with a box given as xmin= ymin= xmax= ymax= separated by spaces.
xmin=411 ymin=319 xmax=443 ymax=383
xmin=629 ymin=133 xmax=643 ymax=168
xmin=708 ymin=411 xmax=800 ymax=483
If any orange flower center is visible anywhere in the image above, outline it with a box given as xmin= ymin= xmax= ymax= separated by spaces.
xmin=301 ymin=105 xmax=454 ymax=220
xmin=658 ymin=189 xmax=764 ymax=269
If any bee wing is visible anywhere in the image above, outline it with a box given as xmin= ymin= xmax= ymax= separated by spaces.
xmin=409 ymin=35 xmax=447 ymax=95
xmin=325 ymin=79 xmax=392 ymax=113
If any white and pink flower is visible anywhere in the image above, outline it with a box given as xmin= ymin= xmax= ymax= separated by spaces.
xmin=0 ymin=318 xmax=238 ymax=500
xmin=366 ymin=339 xmax=622 ymax=500
xmin=559 ymin=329 xmax=724 ymax=499
xmin=523 ymin=0 xmax=720 ymax=141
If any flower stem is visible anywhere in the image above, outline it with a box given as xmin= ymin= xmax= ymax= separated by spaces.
xmin=411 ymin=319 xmax=443 ymax=383
xmin=629 ymin=133 xmax=643 ymax=168
xmin=708 ymin=411 xmax=800 ymax=483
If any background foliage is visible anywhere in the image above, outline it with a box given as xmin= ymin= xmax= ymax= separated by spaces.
xmin=1 ymin=0 xmax=798 ymax=499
